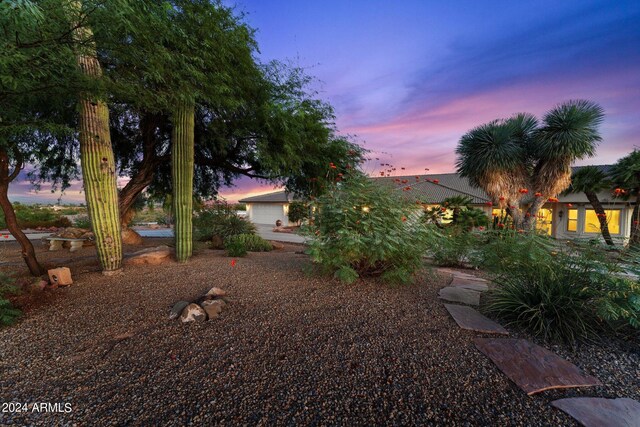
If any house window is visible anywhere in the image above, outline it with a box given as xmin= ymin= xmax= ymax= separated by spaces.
xmin=584 ymin=209 xmax=621 ymax=234
xmin=567 ymin=209 xmax=578 ymax=232
xmin=535 ymin=208 xmax=552 ymax=235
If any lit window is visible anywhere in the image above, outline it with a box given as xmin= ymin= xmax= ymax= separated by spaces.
xmin=567 ymin=209 xmax=578 ymax=232
xmin=584 ymin=210 xmax=621 ymax=234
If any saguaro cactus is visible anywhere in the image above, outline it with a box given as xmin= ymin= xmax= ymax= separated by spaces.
xmin=71 ymin=1 xmax=122 ymax=273
xmin=171 ymin=101 xmax=195 ymax=262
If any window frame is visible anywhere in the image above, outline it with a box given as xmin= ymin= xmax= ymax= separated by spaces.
xmin=583 ymin=209 xmax=622 ymax=235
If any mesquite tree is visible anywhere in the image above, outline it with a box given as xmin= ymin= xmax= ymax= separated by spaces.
xmin=0 ymin=0 xmax=80 ymax=275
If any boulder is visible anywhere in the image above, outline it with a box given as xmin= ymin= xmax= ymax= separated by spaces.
xmin=169 ymin=301 xmax=190 ymax=320
xmin=270 ymin=241 xmax=285 ymax=250
xmin=122 ymin=228 xmax=144 ymax=245
xmin=124 ymin=245 xmax=172 ymax=266
xmin=206 ymin=286 xmax=227 ymax=297
xmin=180 ymin=303 xmax=207 ymax=323
xmin=48 ymin=267 xmax=73 ymax=286
xmin=201 ymin=300 xmax=224 ymax=320
xmin=211 ymin=235 xmax=224 ymax=249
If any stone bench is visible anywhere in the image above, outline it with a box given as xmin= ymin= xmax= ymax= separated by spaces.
xmin=46 ymin=237 xmax=87 ymax=252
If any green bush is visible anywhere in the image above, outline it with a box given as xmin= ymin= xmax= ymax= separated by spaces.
xmin=0 ymin=273 xmax=21 ymax=327
xmin=225 ymin=233 xmax=272 ymax=252
xmin=304 ymin=172 xmax=434 ymax=284
xmin=73 ymin=215 xmax=92 ymax=229
xmin=429 ymin=228 xmax=477 ymax=267
xmin=287 ymin=201 xmax=308 ymax=225
xmin=193 ymin=202 xmax=256 ymax=242
xmin=0 ymin=204 xmax=71 ymax=229
xmin=225 ymin=240 xmax=248 ymax=257
xmin=484 ymin=237 xmax=640 ymax=343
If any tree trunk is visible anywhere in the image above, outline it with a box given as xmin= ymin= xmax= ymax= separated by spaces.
xmin=171 ymin=101 xmax=195 ymax=263
xmin=118 ymin=113 xmax=162 ymax=227
xmin=585 ymin=192 xmax=615 ymax=246
xmin=71 ymin=2 xmax=122 ymax=273
xmin=523 ymin=195 xmax=546 ymax=230
xmin=507 ymin=204 xmax=524 ymax=229
xmin=0 ymin=149 xmax=44 ymax=276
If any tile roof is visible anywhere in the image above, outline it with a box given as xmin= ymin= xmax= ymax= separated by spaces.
xmin=240 ymin=165 xmax=626 ymax=205
xmin=238 ymin=191 xmax=295 ymax=203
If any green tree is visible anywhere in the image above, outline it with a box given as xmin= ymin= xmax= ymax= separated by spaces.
xmin=563 ymin=166 xmax=614 ymax=245
xmin=456 ymin=100 xmax=604 ymax=230
xmin=287 ymin=201 xmax=308 ymax=225
xmin=610 ymin=150 xmax=640 ymax=246
xmin=0 ymin=0 xmax=80 ymax=275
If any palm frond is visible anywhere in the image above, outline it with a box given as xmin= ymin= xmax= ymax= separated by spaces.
xmin=536 ymin=99 xmax=604 ymax=161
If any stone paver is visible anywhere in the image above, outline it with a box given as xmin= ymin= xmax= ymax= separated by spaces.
xmin=551 ymin=397 xmax=640 ymax=427
xmin=474 ymin=338 xmax=601 ymax=395
xmin=444 ymin=304 xmax=508 ymax=335
xmin=450 ymin=278 xmax=489 ymax=292
xmin=438 ymin=287 xmax=481 ymax=306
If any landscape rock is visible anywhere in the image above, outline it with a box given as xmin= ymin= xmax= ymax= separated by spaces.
xmin=180 ymin=303 xmax=207 ymax=323
xmin=124 ymin=245 xmax=172 ymax=266
xmin=270 ymin=241 xmax=285 ymax=250
xmin=169 ymin=301 xmax=190 ymax=320
xmin=47 ymin=267 xmax=73 ymax=286
xmin=211 ymin=235 xmax=224 ymax=249
xmin=121 ymin=228 xmax=144 ymax=245
xmin=201 ymin=300 xmax=225 ymax=320
xmin=206 ymin=287 xmax=227 ymax=297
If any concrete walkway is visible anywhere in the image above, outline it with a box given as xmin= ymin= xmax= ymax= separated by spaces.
xmin=1 ymin=225 xmax=306 ymax=244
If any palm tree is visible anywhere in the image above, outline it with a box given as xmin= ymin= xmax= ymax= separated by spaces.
xmin=564 ymin=166 xmax=614 ymax=245
xmin=610 ymin=150 xmax=640 ymax=246
xmin=456 ymin=100 xmax=604 ymax=230
xmin=456 ymin=115 xmax=534 ymax=228
xmin=527 ymin=100 xmax=604 ymax=227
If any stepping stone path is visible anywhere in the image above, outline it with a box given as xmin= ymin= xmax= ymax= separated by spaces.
xmin=450 ymin=278 xmax=488 ymax=292
xmin=435 ymin=268 xmax=639 ymax=426
xmin=551 ymin=397 xmax=640 ymax=427
xmin=438 ymin=287 xmax=481 ymax=305
xmin=473 ymin=338 xmax=601 ymax=395
xmin=443 ymin=304 xmax=508 ymax=335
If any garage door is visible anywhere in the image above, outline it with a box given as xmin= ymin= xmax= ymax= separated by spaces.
xmin=251 ymin=204 xmax=286 ymax=225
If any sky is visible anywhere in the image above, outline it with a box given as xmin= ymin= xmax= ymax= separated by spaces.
xmin=9 ymin=0 xmax=640 ymax=204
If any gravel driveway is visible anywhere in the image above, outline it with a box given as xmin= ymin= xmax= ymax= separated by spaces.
xmin=0 ymin=243 xmax=638 ymax=426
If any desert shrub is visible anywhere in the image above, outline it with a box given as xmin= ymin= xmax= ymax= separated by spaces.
xmin=73 ymin=215 xmax=92 ymax=229
xmin=484 ymin=238 xmax=640 ymax=343
xmin=225 ymin=240 xmax=248 ymax=257
xmin=304 ymin=172 xmax=434 ymax=284
xmin=0 ymin=273 xmax=21 ymax=327
xmin=287 ymin=201 xmax=308 ymax=225
xmin=0 ymin=204 xmax=72 ymax=229
xmin=225 ymin=233 xmax=272 ymax=252
xmin=428 ymin=228 xmax=477 ymax=267
xmin=456 ymin=208 xmax=489 ymax=229
xmin=193 ymin=202 xmax=256 ymax=242
xmin=473 ymin=229 xmax=554 ymax=273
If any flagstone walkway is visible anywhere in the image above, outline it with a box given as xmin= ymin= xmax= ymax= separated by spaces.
xmin=436 ymin=267 xmax=640 ymax=427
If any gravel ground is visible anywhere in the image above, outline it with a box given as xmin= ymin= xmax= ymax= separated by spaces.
xmin=1 ymin=241 xmax=638 ymax=426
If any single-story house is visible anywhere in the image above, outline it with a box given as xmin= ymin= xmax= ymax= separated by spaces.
xmin=240 ymin=166 xmax=636 ymax=244
xmin=238 ymin=191 xmax=298 ymax=226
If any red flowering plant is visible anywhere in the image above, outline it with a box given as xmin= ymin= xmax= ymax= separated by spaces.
xmin=303 ymin=171 xmax=434 ymax=284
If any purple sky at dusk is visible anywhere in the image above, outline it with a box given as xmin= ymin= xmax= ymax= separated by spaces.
xmin=9 ymin=0 xmax=640 ymax=204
